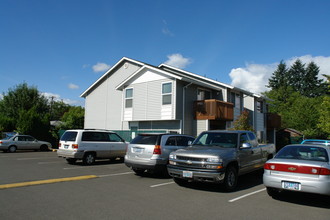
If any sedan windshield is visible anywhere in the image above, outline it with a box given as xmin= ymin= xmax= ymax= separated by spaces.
xmin=193 ymin=133 xmax=238 ymax=148
xmin=275 ymin=145 xmax=329 ymax=162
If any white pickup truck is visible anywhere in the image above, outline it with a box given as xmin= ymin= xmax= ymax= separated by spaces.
xmin=167 ymin=130 xmax=276 ymax=191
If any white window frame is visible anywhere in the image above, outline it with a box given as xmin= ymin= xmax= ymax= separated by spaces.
xmin=162 ymin=82 xmax=172 ymax=105
xmin=125 ymin=88 xmax=133 ymax=108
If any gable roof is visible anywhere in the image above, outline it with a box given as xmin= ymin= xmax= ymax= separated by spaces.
xmin=81 ymin=57 xmax=265 ymax=99
xmin=115 ymin=65 xmax=182 ymax=90
xmin=80 ymin=57 xmax=146 ymax=97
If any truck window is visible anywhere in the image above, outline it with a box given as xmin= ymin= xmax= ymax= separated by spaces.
xmin=240 ymin=134 xmax=249 ymax=147
xmin=194 ymin=132 xmax=237 ymax=148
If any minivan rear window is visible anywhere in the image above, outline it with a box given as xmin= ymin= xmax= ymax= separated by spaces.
xmin=61 ymin=131 xmax=78 ymax=142
xmin=130 ymin=135 xmax=159 ymax=145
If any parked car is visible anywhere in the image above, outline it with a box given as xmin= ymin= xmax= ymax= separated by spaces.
xmin=301 ymin=139 xmax=330 ymax=146
xmin=263 ymin=144 xmax=330 ymax=197
xmin=125 ymin=133 xmax=195 ymax=175
xmin=167 ymin=130 xmax=276 ymax=191
xmin=0 ymin=135 xmax=52 ymax=153
xmin=57 ymin=129 xmax=128 ymax=165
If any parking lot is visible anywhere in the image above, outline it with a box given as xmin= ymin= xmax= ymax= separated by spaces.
xmin=0 ymin=151 xmax=329 ymax=220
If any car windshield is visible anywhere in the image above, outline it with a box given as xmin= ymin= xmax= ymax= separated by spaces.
xmin=130 ymin=135 xmax=158 ymax=145
xmin=193 ymin=133 xmax=238 ymax=148
xmin=60 ymin=131 xmax=78 ymax=142
xmin=275 ymin=145 xmax=329 ymax=162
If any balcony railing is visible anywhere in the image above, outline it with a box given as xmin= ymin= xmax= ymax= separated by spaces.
xmin=267 ymin=113 xmax=281 ymax=129
xmin=194 ymin=99 xmax=234 ymax=121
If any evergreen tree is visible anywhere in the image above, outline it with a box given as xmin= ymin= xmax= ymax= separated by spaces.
xmin=303 ymin=62 xmax=328 ymax=97
xmin=288 ymin=59 xmax=306 ymax=94
xmin=267 ymin=61 xmax=289 ymax=90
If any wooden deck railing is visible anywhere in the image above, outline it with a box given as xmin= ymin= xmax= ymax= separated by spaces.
xmin=194 ymin=99 xmax=234 ymax=121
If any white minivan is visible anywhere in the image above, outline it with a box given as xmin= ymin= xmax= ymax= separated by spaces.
xmin=57 ymin=129 xmax=127 ymax=165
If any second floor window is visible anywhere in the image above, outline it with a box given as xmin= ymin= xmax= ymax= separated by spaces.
xmin=125 ymin=88 xmax=133 ymax=108
xmin=162 ymin=82 xmax=172 ymax=105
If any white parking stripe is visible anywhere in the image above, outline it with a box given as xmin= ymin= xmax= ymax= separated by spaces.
xmin=98 ymin=172 xmax=134 ymax=177
xmin=17 ymin=157 xmax=54 ymax=160
xmin=38 ymin=161 xmax=63 ymax=164
xmin=150 ymin=181 xmax=174 ymax=188
xmin=228 ymin=188 xmax=266 ymax=202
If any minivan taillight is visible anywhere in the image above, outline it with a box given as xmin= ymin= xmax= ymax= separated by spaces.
xmin=153 ymin=145 xmax=161 ymax=155
xmin=72 ymin=144 xmax=78 ymax=149
xmin=58 ymin=143 xmax=61 ymax=148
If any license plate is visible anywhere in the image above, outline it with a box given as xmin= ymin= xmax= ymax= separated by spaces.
xmin=282 ymin=181 xmax=301 ymax=190
xmin=133 ymin=147 xmax=143 ymax=153
xmin=64 ymin=145 xmax=69 ymax=149
xmin=183 ymin=171 xmax=193 ymax=178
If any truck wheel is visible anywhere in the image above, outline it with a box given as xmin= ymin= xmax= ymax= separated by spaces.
xmin=173 ymin=177 xmax=188 ymax=186
xmin=266 ymin=187 xmax=281 ymax=199
xmin=83 ymin=153 xmax=95 ymax=165
xmin=223 ymin=166 xmax=238 ymax=191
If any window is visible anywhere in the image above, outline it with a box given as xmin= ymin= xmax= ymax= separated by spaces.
xmin=109 ymin=133 xmax=123 ymax=142
xmin=162 ymin=82 xmax=172 ymax=105
xmin=197 ymin=89 xmax=211 ymax=100
xmin=82 ymin=132 xmax=110 ymax=142
xmin=125 ymin=88 xmax=133 ymax=108
xmin=257 ymin=101 xmax=263 ymax=113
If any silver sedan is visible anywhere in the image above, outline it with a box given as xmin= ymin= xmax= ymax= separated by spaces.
xmin=263 ymin=144 xmax=330 ymax=197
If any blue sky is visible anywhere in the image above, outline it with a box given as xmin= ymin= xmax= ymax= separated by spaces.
xmin=1 ymin=0 xmax=330 ymax=106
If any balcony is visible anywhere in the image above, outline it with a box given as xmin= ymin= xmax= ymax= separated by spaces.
xmin=267 ymin=113 xmax=281 ymax=129
xmin=194 ymin=99 xmax=234 ymax=121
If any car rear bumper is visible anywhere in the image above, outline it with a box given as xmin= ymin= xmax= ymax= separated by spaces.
xmin=57 ymin=149 xmax=84 ymax=159
xmin=263 ymin=171 xmax=330 ymax=196
xmin=124 ymin=156 xmax=167 ymax=172
xmin=167 ymin=165 xmax=225 ymax=183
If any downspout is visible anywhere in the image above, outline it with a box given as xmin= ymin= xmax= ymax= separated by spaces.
xmin=182 ymin=82 xmax=193 ymax=134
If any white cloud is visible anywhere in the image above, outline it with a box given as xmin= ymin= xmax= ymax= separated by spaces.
xmin=164 ymin=53 xmax=192 ymax=69
xmin=92 ymin=62 xmax=111 ymax=73
xmin=162 ymin=20 xmax=174 ymax=36
xmin=68 ymin=83 xmax=79 ymax=90
xmin=229 ymin=55 xmax=330 ymax=94
xmin=42 ymin=92 xmax=82 ymax=106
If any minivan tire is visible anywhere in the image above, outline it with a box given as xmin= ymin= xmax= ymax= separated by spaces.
xmin=83 ymin=153 xmax=95 ymax=165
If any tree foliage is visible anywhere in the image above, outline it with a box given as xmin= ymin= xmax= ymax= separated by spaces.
xmin=231 ymin=109 xmax=254 ymax=131
xmin=265 ymin=61 xmax=329 ymax=139
xmin=59 ymin=106 xmax=85 ymax=130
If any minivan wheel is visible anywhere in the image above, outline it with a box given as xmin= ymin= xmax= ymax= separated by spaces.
xmin=66 ymin=158 xmax=77 ymax=164
xmin=8 ymin=145 xmax=17 ymax=153
xmin=223 ymin=166 xmax=238 ymax=192
xmin=132 ymin=168 xmax=145 ymax=175
xmin=83 ymin=153 xmax=95 ymax=165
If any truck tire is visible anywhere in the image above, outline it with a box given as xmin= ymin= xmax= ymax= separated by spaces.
xmin=173 ymin=177 xmax=188 ymax=186
xmin=223 ymin=166 xmax=238 ymax=191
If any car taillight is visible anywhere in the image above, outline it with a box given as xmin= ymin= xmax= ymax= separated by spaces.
xmin=264 ymin=163 xmax=330 ymax=175
xmin=72 ymin=144 xmax=78 ymax=149
xmin=153 ymin=145 xmax=161 ymax=155
xmin=320 ymin=168 xmax=330 ymax=175
xmin=58 ymin=143 xmax=61 ymax=148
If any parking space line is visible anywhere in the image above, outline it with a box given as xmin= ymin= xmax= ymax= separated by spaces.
xmin=0 ymin=175 xmax=98 ymax=190
xmin=17 ymin=157 xmax=54 ymax=160
xmin=98 ymin=172 xmax=134 ymax=177
xmin=228 ymin=188 xmax=266 ymax=202
xmin=38 ymin=161 xmax=63 ymax=164
xmin=150 ymin=181 xmax=174 ymax=188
